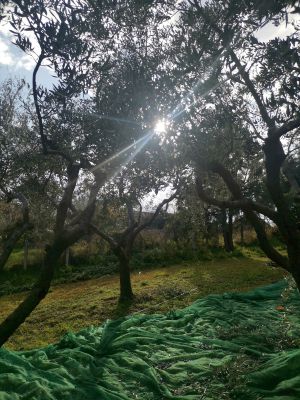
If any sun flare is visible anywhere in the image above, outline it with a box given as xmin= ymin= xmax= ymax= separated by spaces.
xmin=154 ymin=119 xmax=168 ymax=135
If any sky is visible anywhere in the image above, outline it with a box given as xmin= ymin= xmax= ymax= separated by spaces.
xmin=0 ymin=9 xmax=298 ymax=210
xmin=0 ymin=9 xmax=298 ymax=87
xmin=0 ymin=19 xmax=56 ymax=87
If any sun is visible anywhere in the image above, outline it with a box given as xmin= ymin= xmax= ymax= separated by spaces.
xmin=154 ymin=119 xmax=168 ymax=135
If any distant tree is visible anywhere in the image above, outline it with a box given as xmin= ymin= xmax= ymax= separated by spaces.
xmin=91 ymin=166 xmax=178 ymax=302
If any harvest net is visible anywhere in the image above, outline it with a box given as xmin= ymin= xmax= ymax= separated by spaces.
xmin=0 ymin=280 xmax=300 ymax=399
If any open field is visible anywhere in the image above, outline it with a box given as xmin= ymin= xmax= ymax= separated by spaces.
xmin=0 ymin=256 xmax=285 ymax=350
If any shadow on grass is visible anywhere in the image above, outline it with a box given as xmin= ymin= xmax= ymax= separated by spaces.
xmin=113 ymin=297 xmax=134 ymax=319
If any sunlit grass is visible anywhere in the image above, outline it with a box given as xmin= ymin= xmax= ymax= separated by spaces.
xmin=0 ymin=256 xmax=286 ymax=350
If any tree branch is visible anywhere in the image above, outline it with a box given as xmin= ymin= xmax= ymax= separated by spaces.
xmin=69 ymin=169 xmax=106 ymax=228
xmin=133 ymin=191 xmax=178 ymax=238
xmin=89 ymin=224 xmax=118 ymax=249
xmin=196 ymin=175 xmax=278 ymax=222
xmin=32 ymin=51 xmax=73 ymax=162
xmin=275 ymin=118 xmax=300 ymax=138
xmin=229 ymin=50 xmax=275 ymax=130
xmin=189 ymin=1 xmax=275 ymax=131
xmin=195 ymin=161 xmax=289 ymax=269
xmin=54 ymin=164 xmax=80 ymax=235
xmin=32 ymin=51 xmax=47 ymax=153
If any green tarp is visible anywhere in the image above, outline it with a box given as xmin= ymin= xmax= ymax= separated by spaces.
xmin=1 ymin=280 xmax=300 ymax=399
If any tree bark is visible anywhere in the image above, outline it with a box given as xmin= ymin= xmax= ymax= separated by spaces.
xmin=117 ymin=251 xmax=134 ymax=302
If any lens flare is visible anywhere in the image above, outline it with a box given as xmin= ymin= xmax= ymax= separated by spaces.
xmin=154 ymin=119 xmax=167 ymax=135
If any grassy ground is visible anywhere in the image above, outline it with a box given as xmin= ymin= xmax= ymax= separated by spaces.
xmin=0 ymin=251 xmax=286 ymax=351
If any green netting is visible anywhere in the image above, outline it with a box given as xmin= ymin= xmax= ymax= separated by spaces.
xmin=1 ymin=280 xmax=300 ymax=399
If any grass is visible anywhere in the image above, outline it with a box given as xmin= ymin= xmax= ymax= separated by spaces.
xmin=0 ymin=254 xmax=286 ymax=351
xmin=5 ymin=248 xmax=44 ymax=269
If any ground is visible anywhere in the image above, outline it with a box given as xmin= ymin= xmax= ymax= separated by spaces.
xmin=0 ymin=251 xmax=285 ymax=350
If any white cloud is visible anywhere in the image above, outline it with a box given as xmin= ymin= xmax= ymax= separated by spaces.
xmin=0 ymin=20 xmax=13 ymax=37
xmin=0 ymin=35 xmax=35 ymax=71
xmin=0 ymin=38 xmax=13 ymax=65
xmin=256 ymin=13 xmax=299 ymax=42
xmin=0 ymin=18 xmax=39 ymax=72
xmin=15 ymin=54 xmax=36 ymax=71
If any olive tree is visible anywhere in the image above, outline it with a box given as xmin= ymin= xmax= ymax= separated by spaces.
xmin=169 ymin=0 xmax=300 ymax=287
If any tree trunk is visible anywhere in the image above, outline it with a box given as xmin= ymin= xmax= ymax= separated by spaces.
xmin=0 ymin=241 xmax=64 ymax=347
xmin=65 ymin=247 xmax=70 ymax=267
xmin=221 ymin=209 xmax=234 ymax=252
xmin=118 ymin=251 xmax=134 ymax=302
xmin=204 ymin=207 xmax=210 ymax=246
xmin=24 ymin=239 xmax=29 ymax=270
xmin=228 ymin=210 xmax=234 ymax=251
xmin=240 ymin=219 xmax=244 ymax=245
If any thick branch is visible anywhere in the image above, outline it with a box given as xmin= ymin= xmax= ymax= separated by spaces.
xmin=55 ymin=164 xmax=80 ymax=235
xmin=32 ymin=51 xmax=47 ymax=153
xmin=133 ymin=191 xmax=178 ymax=238
xmin=282 ymin=160 xmax=300 ymax=194
xmin=229 ymin=50 xmax=275 ymax=130
xmin=69 ymin=170 xmax=105 ymax=228
xmin=136 ymin=199 xmax=142 ymax=225
xmin=124 ymin=198 xmax=136 ymax=228
xmin=263 ymin=137 xmax=294 ymax=239
xmin=89 ymin=224 xmax=118 ymax=249
xmin=275 ymin=118 xmax=300 ymax=138
xmin=196 ymin=162 xmax=289 ymax=269
xmin=196 ymin=175 xmax=278 ymax=222
xmin=32 ymin=52 xmax=73 ymax=162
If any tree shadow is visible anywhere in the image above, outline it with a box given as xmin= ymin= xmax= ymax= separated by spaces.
xmin=113 ymin=297 xmax=134 ymax=319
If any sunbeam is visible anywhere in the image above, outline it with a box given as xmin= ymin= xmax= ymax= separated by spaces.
xmin=84 ymin=40 xmax=239 ymax=186
xmin=91 ymin=130 xmax=154 ymax=176
xmin=90 ymin=114 xmax=142 ymax=126
xmin=104 ymin=131 xmax=155 ymax=181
